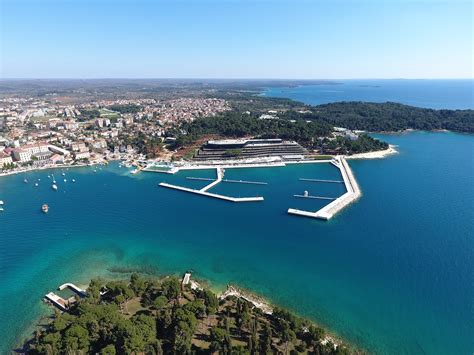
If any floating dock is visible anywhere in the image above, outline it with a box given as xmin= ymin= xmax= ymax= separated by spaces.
xmin=222 ymin=179 xmax=267 ymax=185
xmin=160 ymin=167 xmax=263 ymax=202
xmin=186 ymin=177 xmax=215 ymax=181
xmin=299 ymin=178 xmax=343 ymax=183
xmin=288 ymin=156 xmax=361 ymax=220
xmin=187 ymin=177 xmax=267 ymax=185
xmin=293 ymin=194 xmax=336 ymax=200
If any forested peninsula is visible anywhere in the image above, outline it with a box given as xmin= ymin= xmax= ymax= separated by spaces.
xmin=24 ymin=274 xmax=360 ymax=355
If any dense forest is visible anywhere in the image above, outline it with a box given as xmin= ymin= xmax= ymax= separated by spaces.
xmin=167 ymin=111 xmax=387 ymax=155
xmin=25 ymin=274 xmax=357 ymax=354
xmin=279 ymin=102 xmax=474 ymax=133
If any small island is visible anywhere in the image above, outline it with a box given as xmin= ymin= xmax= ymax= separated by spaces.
xmin=24 ymin=273 xmax=359 ymax=354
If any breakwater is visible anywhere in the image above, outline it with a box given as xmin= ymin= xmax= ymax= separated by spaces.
xmin=288 ymin=156 xmax=361 ymax=220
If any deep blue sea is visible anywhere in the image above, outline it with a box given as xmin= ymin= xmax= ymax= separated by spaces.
xmin=263 ymin=79 xmax=474 ymax=109
xmin=0 ymin=131 xmax=473 ymax=354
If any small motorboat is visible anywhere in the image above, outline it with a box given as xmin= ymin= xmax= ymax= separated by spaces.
xmin=34 ymin=183 xmax=39 ymax=187
xmin=0 ymin=207 xmax=4 ymax=212
xmin=63 ymin=179 xmax=67 ymax=183
xmin=42 ymin=204 xmax=49 ymax=213
xmin=62 ymin=173 xmax=65 ymax=176
xmin=52 ymin=184 xmax=58 ymax=191
xmin=72 ymin=179 xmax=76 ymax=183
xmin=303 ymin=190 xmax=309 ymax=197
xmin=24 ymin=178 xmax=28 ymax=183
xmin=0 ymin=200 xmax=4 ymax=205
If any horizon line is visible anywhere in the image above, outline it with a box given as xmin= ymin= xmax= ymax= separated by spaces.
xmin=1 ymin=77 xmax=473 ymax=81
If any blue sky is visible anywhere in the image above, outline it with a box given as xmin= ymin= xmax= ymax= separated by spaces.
xmin=0 ymin=0 xmax=472 ymax=79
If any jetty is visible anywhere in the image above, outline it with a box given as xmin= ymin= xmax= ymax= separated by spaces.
xmin=288 ymin=156 xmax=361 ymax=220
xmin=44 ymin=292 xmax=69 ymax=311
xmin=44 ymin=283 xmax=87 ymax=312
xmin=59 ymin=283 xmax=87 ymax=297
xmin=159 ymin=167 xmax=264 ymax=203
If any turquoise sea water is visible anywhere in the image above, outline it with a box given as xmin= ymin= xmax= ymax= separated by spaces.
xmin=263 ymin=79 xmax=474 ymax=109
xmin=0 ymin=131 xmax=473 ymax=354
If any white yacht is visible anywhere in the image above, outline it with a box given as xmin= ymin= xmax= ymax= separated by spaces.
xmin=52 ymin=184 xmax=58 ymax=191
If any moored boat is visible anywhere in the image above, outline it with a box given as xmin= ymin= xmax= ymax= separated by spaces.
xmin=52 ymin=184 xmax=58 ymax=190
xmin=42 ymin=204 xmax=49 ymax=213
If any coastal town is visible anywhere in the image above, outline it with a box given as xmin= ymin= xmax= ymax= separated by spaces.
xmin=0 ymin=91 xmax=391 ymax=179
xmin=0 ymin=96 xmax=231 ymax=174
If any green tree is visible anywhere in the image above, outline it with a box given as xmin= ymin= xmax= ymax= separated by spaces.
xmin=63 ymin=324 xmax=90 ymax=351
xmin=87 ymin=278 xmax=102 ymax=302
xmin=153 ymin=295 xmax=168 ymax=310
xmin=259 ymin=323 xmax=272 ymax=354
xmin=200 ymin=289 xmax=218 ymax=314
xmin=130 ymin=273 xmax=147 ymax=296
xmin=209 ymin=326 xmax=227 ymax=353
xmin=100 ymin=344 xmax=117 ymax=354
xmin=161 ymin=277 xmax=181 ymax=300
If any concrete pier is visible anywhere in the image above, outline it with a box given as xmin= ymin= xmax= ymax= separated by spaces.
xmin=200 ymin=167 xmax=223 ymax=192
xmin=288 ymin=156 xmax=361 ymax=220
xmin=159 ymin=182 xmax=263 ymax=202
xmin=59 ymin=283 xmax=87 ymax=297
xmin=45 ymin=292 xmax=69 ymax=311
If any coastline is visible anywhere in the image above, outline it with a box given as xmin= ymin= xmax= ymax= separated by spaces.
xmin=346 ymin=144 xmax=398 ymax=160
xmin=0 ymin=162 xmax=99 ymax=178
xmin=219 ymin=285 xmax=344 ymax=348
xmin=20 ymin=273 xmax=352 ymax=353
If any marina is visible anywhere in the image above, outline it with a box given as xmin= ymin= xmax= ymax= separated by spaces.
xmin=1 ymin=132 xmax=472 ymax=355
xmin=288 ymin=156 xmax=361 ymax=220
xmin=160 ymin=167 xmax=264 ymax=202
